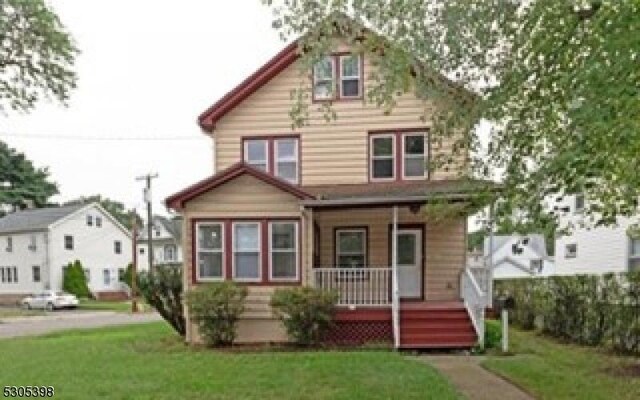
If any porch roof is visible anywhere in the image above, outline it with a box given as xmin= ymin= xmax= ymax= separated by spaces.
xmin=300 ymin=179 xmax=498 ymax=208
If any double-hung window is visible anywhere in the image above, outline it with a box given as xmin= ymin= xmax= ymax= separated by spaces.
xmin=370 ymin=135 xmax=395 ymax=180
xmin=103 ymin=269 xmax=111 ymax=286
xmin=32 ymin=266 xmax=41 ymax=283
xmin=370 ymin=132 xmax=427 ymax=181
xmin=269 ymin=222 xmax=298 ymax=280
xmin=114 ymin=241 xmax=122 ymax=255
xmin=274 ymin=139 xmax=299 ymax=184
xmin=244 ymin=139 xmax=268 ymax=172
xmin=197 ymin=222 xmax=224 ymax=280
xmin=243 ymin=137 xmax=299 ymax=184
xmin=630 ymin=237 xmax=640 ymax=272
xmin=64 ymin=235 xmax=74 ymax=250
xmin=340 ymin=55 xmax=361 ymax=98
xmin=313 ymin=56 xmax=335 ymax=100
xmin=335 ymin=229 xmax=367 ymax=268
xmin=233 ymin=222 xmax=261 ymax=281
xmin=403 ymin=133 xmax=427 ymax=179
xmin=87 ymin=215 xmax=93 ymax=226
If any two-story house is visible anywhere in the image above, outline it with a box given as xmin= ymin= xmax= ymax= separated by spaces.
xmin=137 ymin=215 xmax=183 ymax=269
xmin=0 ymin=203 xmax=132 ymax=304
xmin=483 ymin=234 xmax=555 ymax=280
xmin=166 ymin=30 xmax=491 ymax=348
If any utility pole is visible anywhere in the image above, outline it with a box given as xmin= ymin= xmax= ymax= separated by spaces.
xmin=136 ymin=173 xmax=158 ymax=273
xmin=130 ymin=209 xmax=139 ymax=313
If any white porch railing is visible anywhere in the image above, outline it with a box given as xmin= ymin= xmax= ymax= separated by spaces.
xmin=460 ymin=267 xmax=488 ymax=347
xmin=313 ymin=268 xmax=392 ymax=306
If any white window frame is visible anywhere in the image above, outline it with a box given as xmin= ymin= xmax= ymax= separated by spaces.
xmin=103 ymin=269 xmax=111 ymax=286
xmin=232 ymin=222 xmax=262 ymax=282
xmin=335 ymin=228 xmax=368 ymax=267
xmin=64 ymin=235 xmax=73 ymax=250
xmin=370 ymin=134 xmax=396 ymax=181
xmin=269 ymin=221 xmax=299 ymax=281
xmin=243 ymin=139 xmax=270 ymax=172
xmin=565 ymin=243 xmax=577 ymax=259
xmin=313 ymin=56 xmax=336 ymax=100
xmin=401 ymin=132 xmax=428 ymax=180
xmin=274 ymin=138 xmax=299 ymax=184
xmin=339 ymin=54 xmax=362 ymax=98
xmin=114 ymin=241 xmax=122 ymax=254
xmin=196 ymin=222 xmax=225 ymax=282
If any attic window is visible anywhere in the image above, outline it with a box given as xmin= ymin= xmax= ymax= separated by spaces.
xmin=339 ymin=55 xmax=361 ymax=98
xmin=313 ymin=54 xmax=362 ymax=101
xmin=313 ymin=56 xmax=335 ymax=100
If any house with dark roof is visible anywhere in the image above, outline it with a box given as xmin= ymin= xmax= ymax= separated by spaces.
xmin=136 ymin=215 xmax=183 ymax=268
xmin=165 ymin=21 xmax=493 ymax=348
xmin=0 ymin=203 xmax=132 ymax=303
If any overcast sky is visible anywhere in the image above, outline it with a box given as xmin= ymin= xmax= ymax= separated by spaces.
xmin=0 ymin=0 xmax=284 ymax=215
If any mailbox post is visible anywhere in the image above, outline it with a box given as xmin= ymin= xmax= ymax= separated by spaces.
xmin=497 ymin=295 xmax=515 ymax=353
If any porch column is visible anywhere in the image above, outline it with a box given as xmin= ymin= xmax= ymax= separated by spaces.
xmin=391 ymin=205 xmax=400 ymax=348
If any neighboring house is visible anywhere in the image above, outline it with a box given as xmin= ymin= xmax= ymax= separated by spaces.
xmin=554 ymin=194 xmax=640 ymax=275
xmin=482 ymin=234 xmax=555 ymax=280
xmin=166 ymin=22 xmax=492 ymax=348
xmin=0 ymin=203 xmax=132 ymax=303
xmin=137 ymin=215 xmax=183 ymax=268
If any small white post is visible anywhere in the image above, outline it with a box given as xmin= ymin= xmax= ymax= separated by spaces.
xmin=502 ymin=308 xmax=509 ymax=353
xmin=391 ymin=205 xmax=400 ymax=349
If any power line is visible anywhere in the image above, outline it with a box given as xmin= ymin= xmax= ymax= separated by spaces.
xmin=0 ymin=132 xmax=201 ymax=141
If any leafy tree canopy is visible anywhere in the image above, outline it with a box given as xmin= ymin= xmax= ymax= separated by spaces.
xmin=63 ymin=195 xmax=142 ymax=230
xmin=0 ymin=0 xmax=78 ymax=112
xmin=0 ymin=140 xmax=58 ymax=212
xmin=263 ymin=0 xmax=640 ymax=229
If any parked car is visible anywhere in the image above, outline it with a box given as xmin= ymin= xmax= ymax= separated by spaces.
xmin=21 ymin=291 xmax=79 ymax=311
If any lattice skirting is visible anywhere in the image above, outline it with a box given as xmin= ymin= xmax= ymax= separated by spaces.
xmin=322 ymin=320 xmax=393 ymax=346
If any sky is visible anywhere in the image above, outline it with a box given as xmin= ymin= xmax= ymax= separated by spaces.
xmin=0 ymin=0 xmax=285 ymax=215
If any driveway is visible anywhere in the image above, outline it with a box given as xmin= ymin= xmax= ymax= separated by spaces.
xmin=0 ymin=310 xmax=161 ymax=339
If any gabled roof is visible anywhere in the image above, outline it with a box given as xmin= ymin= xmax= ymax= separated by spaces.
xmin=165 ymin=162 xmax=314 ymax=210
xmin=0 ymin=204 xmax=86 ymax=234
xmin=484 ymin=234 xmax=549 ymax=260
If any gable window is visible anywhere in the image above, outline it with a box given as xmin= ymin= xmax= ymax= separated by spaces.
xmin=565 ymin=243 xmax=577 ymax=259
xmin=114 ymin=241 xmax=122 ymax=255
xmin=32 ymin=266 xmax=41 ymax=283
xmin=630 ymin=237 xmax=640 ymax=272
xmin=196 ymin=222 xmax=224 ymax=281
xmin=64 ymin=235 xmax=74 ymax=250
xmin=233 ymin=222 xmax=261 ymax=281
xmin=269 ymin=222 xmax=298 ymax=280
xmin=313 ymin=56 xmax=335 ymax=100
xmin=370 ymin=135 xmax=395 ymax=180
xmin=243 ymin=137 xmax=300 ymax=184
xmin=87 ymin=215 xmax=93 ymax=226
xmin=96 ymin=216 xmax=102 ymax=227
xmin=403 ymin=133 xmax=427 ymax=179
xmin=6 ymin=237 xmax=12 ymax=252
xmin=335 ymin=228 xmax=367 ymax=268
xmin=339 ymin=55 xmax=361 ymax=98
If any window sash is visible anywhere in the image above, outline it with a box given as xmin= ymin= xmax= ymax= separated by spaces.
xmin=103 ymin=269 xmax=110 ymax=285
xmin=565 ymin=244 xmax=577 ymax=258
xmin=196 ymin=222 xmax=224 ymax=281
xmin=402 ymin=133 xmax=427 ymax=179
xmin=313 ymin=57 xmax=335 ymax=99
xmin=269 ymin=222 xmax=298 ymax=281
xmin=64 ymin=236 xmax=73 ymax=250
xmin=33 ymin=266 xmax=41 ymax=283
xmin=87 ymin=215 xmax=93 ymax=226
xmin=335 ymin=229 xmax=367 ymax=268
xmin=233 ymin=222 xmax=261 ymax=281
xmin=630 ymin=238 xmax=640 ymax=257
xmin=370 ymin=135 xmax=396 ymax=180
xmin=274 ymin=138 xmax=299 ymax=184
xmin=339 ymin=55 xmax=361 ymax=98
xmin=244 ymin=140 xmax=269 ymax=171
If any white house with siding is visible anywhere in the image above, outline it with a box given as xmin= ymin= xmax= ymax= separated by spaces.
xmin=0 ymin=203 xmax=133 ymax=303
xmin=481 ymin=234 xmax=555 ymax=280
xmin=136 ymin=215 xmax=183 ymax=269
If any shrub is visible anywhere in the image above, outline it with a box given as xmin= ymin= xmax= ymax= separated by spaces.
xmin=270 ymin=287 xmax=338 ymax=346
xmin=137 ymin=265 xmax=185 ymax=336
xmin=62 ymin=260 xmax=90 ymax=298
xmin=484 ymin=319 xmax=502 ymax=349
xmin=186 ymin=282 xmax=247 ymax=347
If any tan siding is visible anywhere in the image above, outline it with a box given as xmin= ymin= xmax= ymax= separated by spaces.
xmin=212 ymin=52 xmax=466 ymax=183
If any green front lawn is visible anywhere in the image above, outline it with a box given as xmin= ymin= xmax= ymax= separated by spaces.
xmin=483 ymin=327 xmax=640 ymax=400
xmin=0 ymin=323 xmax=460 ymax=400
xmin=77 ymin=299 xmax=141 ymax=313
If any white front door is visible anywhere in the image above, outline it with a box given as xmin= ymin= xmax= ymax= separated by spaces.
xmin=395 ymin=229 xmax=423 ymax=299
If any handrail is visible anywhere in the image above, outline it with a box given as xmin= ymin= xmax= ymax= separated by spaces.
xmin=460 ymin=267 xmax=487 ymax=347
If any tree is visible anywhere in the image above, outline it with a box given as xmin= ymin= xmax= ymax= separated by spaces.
xmin=0 ymin=0 xmax=78 ymax=112
xmin=263 ymin=0 xmax=640 ymax=229
xmin=63 ymin=195 xmax=142 ymax=230
xmin=62 ymin=260 xmax=90 ymax=298
xmin=0 ymin=140 xmax=58 ymax=212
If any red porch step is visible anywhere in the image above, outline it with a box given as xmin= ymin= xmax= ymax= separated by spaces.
xmin=399 ymin=302 xmax=477 ymax=349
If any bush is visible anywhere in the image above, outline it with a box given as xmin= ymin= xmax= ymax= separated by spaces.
xmin=62 ymin=260 xmax=90 ymax=298
xmin=186 ymin=282 xmax=247 ymax=347
xmin=137 ymin=265 xmax=185 ymax=336
xmin=484 ymin=319 xmax=502 ymax=349
xmin=270 ymin=287 xmax=338 ymax=346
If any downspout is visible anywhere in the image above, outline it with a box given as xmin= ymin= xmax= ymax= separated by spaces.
xmin=392 ymin=205 xmax=400 ymax=349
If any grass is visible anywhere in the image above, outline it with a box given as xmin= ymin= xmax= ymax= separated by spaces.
xmin=77 ymin=299 xmax=142 ymax=313
xmin=0 ymin=323 xmax=461 ymax=400
xmin=482 ymin=327 xmax=640 ymax=400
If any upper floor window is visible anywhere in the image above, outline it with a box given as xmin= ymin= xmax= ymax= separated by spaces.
xmin=96 ymin=216 xmax=102 ymax=227
xmin=370 ymin=131 xmax=427 ymax=181
xmin=313 ymin=54 xmax=362 ymax=101
xmin=575 ymin=194 xmax=585 ymax=213
xmin=87 ymin=215 xmax=93 ymax=226
xmin=114 ymin=241 xmax=122 ymax=255
xmin=6 ymin=237 xmax=12 ymax=252
xmin=630 ymin=236 xmax=640 ymax=272
xmin=565 ymin=243 xmax=577 ymax=259
xmin=29 ymin=235 xmax=37 ymax=251
xmin=64 ymin=235 xmax=74 ymax=250
xmin=243 ymin=137 xmax=300 ymax=184
xmin=32 ymin=266 xmax=41 ymax=283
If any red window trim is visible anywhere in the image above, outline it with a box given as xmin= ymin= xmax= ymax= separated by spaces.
xmin=191 ymin=217 xmax=302 ymax=286
xmin=241 ymin=135 xmax=301 ymax=185
xmin=367 ymin=129 xmax=431 ymax=182
xmin=312 ymin=53 xmax=364 ymax=103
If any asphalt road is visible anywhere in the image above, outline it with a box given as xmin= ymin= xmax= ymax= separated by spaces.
xmin=0 ymin=311 xmax=161 ymax=339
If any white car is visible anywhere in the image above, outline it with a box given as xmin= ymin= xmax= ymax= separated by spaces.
xmin=21 ymin=291 xmax=79 ymax=311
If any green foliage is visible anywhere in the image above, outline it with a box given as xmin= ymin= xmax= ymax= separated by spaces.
xmin=0 ymin=141 xmax=58 ymax=213
xmin=264 ymin=1 xmax=640 ymax=229
xmin=484 ymin=319 xmax=502 ymax=350
xmin=137 ymin=265 xmax=185 ymax=336
xmin=496 ymin=272 xmax=640 ymax=354
xmin=0 ymin=0 xmax=78 ymax=112
xmin=120 ymin=263 xmax=133 ymax=286
xmin=270 ymin=287 xmax=338 ymax=346
xmin=62 ymin=260 xmax=90 ymax=298
xmin=62 ymin=195 xmax=142 ymax=230
xmin=186 ymin=282 xmax=247 ymax=347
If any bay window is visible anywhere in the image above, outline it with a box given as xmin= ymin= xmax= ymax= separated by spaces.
xmin=335 ymin=228 xmax=367 ymax=268
xmin=233 ymin=222 xmax=261 ymax=281
xmin=269 ymin=222 xmax=298 ymax=280
xmin=197 ymin=222 xmax=224 ymax=280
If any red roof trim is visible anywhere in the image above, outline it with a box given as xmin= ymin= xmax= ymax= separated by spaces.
xmin=165 ymin=162 xmax=314 ymax=210
xmin=198 ymin=41 xmax=300 ymax=131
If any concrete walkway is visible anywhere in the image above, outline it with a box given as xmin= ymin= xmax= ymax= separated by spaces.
xmin=418 ymin=355 xmax=534 ymax=400
xmin=0 ymin=311 xmax=161 ymax=339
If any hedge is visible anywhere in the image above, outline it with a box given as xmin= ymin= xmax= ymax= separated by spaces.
xmin=495 ymin=272 xmax=640 ymax=354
